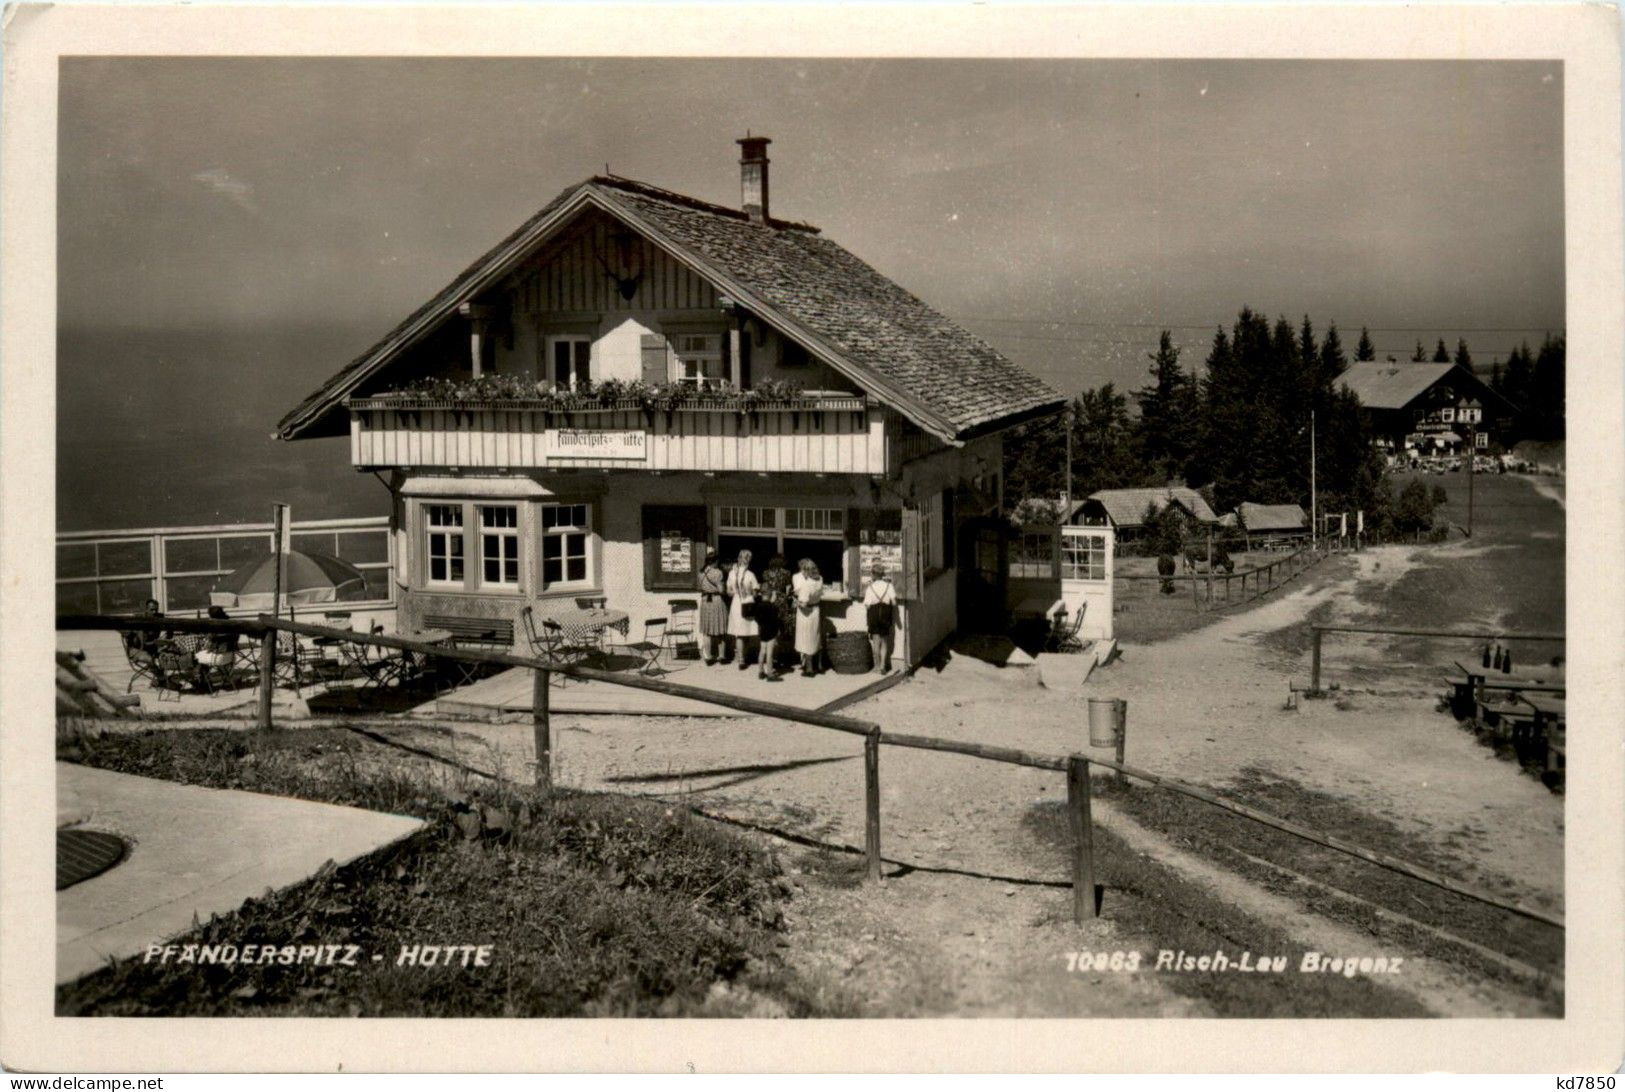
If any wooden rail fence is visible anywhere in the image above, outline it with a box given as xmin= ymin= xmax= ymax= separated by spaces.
xmin=1116 ymin=543 xmax=1328 ymax=612
xmin=57 ymin=612 xmax=1564 ymax=931
xmin=1307 ymin=624 xmax=1567 ymax=694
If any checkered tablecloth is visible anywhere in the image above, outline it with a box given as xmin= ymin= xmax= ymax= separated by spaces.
xmin=541 ymin=607 xmax=631 ymax=646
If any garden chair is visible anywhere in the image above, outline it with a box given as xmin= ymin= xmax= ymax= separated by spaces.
xmin=195 ymin=631 xmax=245 ymax=692
xmin=664 ymin=599 xmax=700 ymax=661
xmin=520 ymin=606 xmax=591 ymax=667
xmin=616 ymin=618 xmax=669 ymax=676
xmin=1045 ymin=602 xmax=1088 ymax=654
xmin=121 ymin=632 xmax=167 ymax=693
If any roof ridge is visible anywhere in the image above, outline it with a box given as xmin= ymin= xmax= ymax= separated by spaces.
xmin=592 ymin=174 xmax=822 ymax=234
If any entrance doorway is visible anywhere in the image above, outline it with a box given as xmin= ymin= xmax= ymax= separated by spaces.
xmin=1059 ymin=524 xmax=1114 ymax=641
xmin=958 ymin=517 xmax=1007 ymax=633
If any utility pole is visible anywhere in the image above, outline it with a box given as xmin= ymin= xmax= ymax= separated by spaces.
xmin=1309 ymin=409 xmax=1318 ymax=548
xmin=1463 ymin=405 xmax=1475 ymax=538
xmin=1064 ymin=400 xmax=1074 ymax=519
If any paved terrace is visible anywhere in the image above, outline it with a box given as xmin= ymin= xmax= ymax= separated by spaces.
xmin=57 ymin=629 xmax=900 ymax=721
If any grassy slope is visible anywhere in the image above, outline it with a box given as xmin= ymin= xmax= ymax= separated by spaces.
xmin=57 ymin=726 xmax=835 ymax=1017
xmin=1021 ymin=796 xmax=1431 ymax=1018
xmin=1378 ymin=472 xmax=1565 ymax=670
xmin=1087 ymin=772 xmax=1563 ymax=1014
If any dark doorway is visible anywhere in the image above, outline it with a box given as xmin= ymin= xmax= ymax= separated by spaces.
xmin=958 ymin=517 xmax=1007 ymax=633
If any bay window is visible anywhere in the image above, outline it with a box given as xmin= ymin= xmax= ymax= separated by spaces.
xmin=479 ymin=505 xmax=520 ymax=587
xmin=541 ymin=503 xmax=592 ymax=588
xmin=425 ymin=504 xmax=464 ymax=585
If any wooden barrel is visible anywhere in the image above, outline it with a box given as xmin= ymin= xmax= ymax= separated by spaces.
xmin=825 ymin=631 xmax=873 ymax=674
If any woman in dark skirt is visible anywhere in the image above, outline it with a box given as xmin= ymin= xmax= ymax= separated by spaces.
xmin=696 ymin=551 xmax=729 ymax=664
xmin=755 ymin=555 xmax=791 ymax=682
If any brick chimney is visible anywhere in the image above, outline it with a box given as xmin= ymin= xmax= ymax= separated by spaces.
xmin=737 ymin=134 xmax=771 ymax=224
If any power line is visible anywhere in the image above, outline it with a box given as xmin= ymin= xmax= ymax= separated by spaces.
xmin=969 ymin=328 xmax=1550 ymax=359
xmin=961 ymin=315 xmax=1564 ymax=335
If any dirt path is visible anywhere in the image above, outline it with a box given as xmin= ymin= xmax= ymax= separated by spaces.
xmin=386 ymin=524 xmax=1561 ymax=1015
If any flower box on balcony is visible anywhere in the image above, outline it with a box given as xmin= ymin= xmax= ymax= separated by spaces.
xmin=345 ymin=391 xmax=867 ymax=414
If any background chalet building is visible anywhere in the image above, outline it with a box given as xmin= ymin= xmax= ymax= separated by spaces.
xmin=277 ymin=137 xmax=1064 ymax=666
xmin=1068 ymin=487 xmax=1218 ymax=542
xmin=1339 ymin=361 xmax=1516 ymax=458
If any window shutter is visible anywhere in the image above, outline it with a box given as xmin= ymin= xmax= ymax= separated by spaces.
xmin=899 ymin=506 xmax=924 ymax=600
xmin=640 ymin=334 xmax=668 ymax=386
xmin=845 ymin=508 xmax=864 ymax=598
xmin=942 ymin=489 xmax=957 ymax=569
xmin=641 ymin=506 xmax=660 ymax=590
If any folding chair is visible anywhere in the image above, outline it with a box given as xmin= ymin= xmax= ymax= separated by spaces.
xmin=664 ymin=599 xmax=700 ymax=661
xmin=521 ymin=606 xmax=590 ymax=666
xmin=151 ymin=641 xmax=196 ymax=702
xmin=616 ymin=618 xmax=669 ymax=676
xmin=122 ymin=633 xmax=165 ymax=693
xmin=196 ymin=632 xmax=244 ymax=692
xmin=1045 ymin=602 xmax=1088 ymax=653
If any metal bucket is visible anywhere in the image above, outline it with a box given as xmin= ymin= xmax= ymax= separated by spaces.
xmin=1088 ymin=698 xmax=1121 ymax=747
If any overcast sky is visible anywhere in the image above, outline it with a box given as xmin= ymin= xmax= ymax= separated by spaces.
xmin=60 ymin=57 xmax=1564 ymax=400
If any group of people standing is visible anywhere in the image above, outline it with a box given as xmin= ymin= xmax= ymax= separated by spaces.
xmin=695 ymin=550 xmax=895 ymax=682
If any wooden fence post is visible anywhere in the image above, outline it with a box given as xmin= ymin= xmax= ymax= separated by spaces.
xmin=256 ymin=629 xmax=275 ymax=729
xmin=533 ymin=667 xmax=552 ymax=790
xmin=1067 ymin=755 xmax=1098 ymax=922
xmin=1310 ymin=627 xmax=1323 ymax=694
xmin=864 ymin=730 xmax=882 ymax=882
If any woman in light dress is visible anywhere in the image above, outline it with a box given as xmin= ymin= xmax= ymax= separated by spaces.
xmin=725 ymin=550 xmax=760 ymax=670
xmin=791 ymin=558 xmax=825 ymax=677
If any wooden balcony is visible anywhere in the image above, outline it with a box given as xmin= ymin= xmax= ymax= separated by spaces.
xmin=346 ymin=393 xmax=891 ymax=475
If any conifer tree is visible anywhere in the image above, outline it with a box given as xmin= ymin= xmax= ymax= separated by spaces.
xmin=1412 ymin=340 xmax=1427 ymax=362
xmin=1133 ymin=332 xmax=1193 ymax=482
xmin=1355 ymin=327 xmax=1376 ymax=362
xmin=1433 ymin=339 xmax=1451 ymax=363
xmin=1453 ymin=338 xmax=1473 ymax=371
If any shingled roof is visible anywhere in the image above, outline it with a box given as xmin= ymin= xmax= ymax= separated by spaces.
xmin=1078 ymin=487 xmax=1218 ymax=528
xmin=1236 ymin=502 xmax=1308 ymax=533
xmin=1337 ymin=362 xmax=1457 ymax=410
xmin=276 ymin=175 xmax=1063 ymax=444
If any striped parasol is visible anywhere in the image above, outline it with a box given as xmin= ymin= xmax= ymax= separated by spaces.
xmin=209 ymin=549 xmax=366 ymax=611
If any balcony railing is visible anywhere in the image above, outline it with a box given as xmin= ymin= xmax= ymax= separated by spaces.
xmin=346 ymin=392 xmax=890 ymax=475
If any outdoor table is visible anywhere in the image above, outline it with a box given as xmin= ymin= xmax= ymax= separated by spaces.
xmin=1520 ymin=694 xmax=1567 ymax=776
xmin=398 ymin=628 xmax=457 ymax=689
xmin=539 ymin=607 xmax=630 ymax=651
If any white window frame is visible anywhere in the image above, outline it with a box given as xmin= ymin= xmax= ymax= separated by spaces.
xmin=672 ymin=332 xmax=727 ymax=390
xmin=546 ymin=334 xmax=593 ymax=391
xmin=423 ymin=504 xmax=465 ymax=587
xmin=1011 ymin=530 xmax=1056 ymax=580
xmin=540 ymin=502 xmax=593 ymax=590
xmin=715 ymin=505 xmax=846 ymax=579
xmin=478 ymin=505 xmax=521 ymax=589
xmin=1061 ymin=532 xmax=1107 ymax=582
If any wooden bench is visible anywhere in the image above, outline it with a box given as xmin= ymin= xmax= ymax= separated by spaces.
xmin=421 ymin=615 xmax=514 ymax=650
